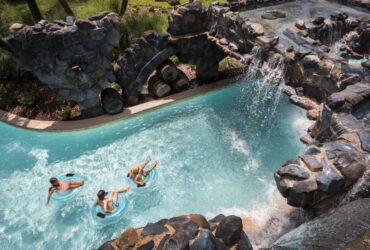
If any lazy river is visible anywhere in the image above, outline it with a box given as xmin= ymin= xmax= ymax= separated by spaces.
xmin=0 ymin=80 xmax=310 ymax=249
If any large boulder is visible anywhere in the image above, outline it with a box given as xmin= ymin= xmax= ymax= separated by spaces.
xmin=275 ymin=138 xmax=369 ymax=211
xmin=141 ymin=223 xmax=169 ymax=237
xmin=98 ymin=214 xmax=251 ymax=250
xmin=189 ymin=229 xmax=220 ymax=250
xmin=272 ymin=199 xmax=370 ymax=249
xmin=278 ymin=164 xmax=310 ymax=180
xmin=215 ymin=215 xmax=243 ymax=246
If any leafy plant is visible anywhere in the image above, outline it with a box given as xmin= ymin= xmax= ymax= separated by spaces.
xmin=170 ymin=55 xmax=179 ymax=65
xmin=17 ymin=90 xmax=40 ymax=106
xmin=56 ymin=105 xmax=71 ymax=119
xmin=0 ymin=84 xmax=16 ymax=109
xmin=0 ymin=51 xmax=30 ymax=80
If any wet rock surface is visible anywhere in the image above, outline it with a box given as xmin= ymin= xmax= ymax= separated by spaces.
xmin=98 ymin=214 xmax=251 ymax=250
xmin=272 ymin=198 xmax=370 ymax=249
xmin=275 ymin=135 xmax=369 ymax=211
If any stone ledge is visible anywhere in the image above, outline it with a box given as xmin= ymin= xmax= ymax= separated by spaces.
xmin=0 ymin=77 xmax=238 ymax=132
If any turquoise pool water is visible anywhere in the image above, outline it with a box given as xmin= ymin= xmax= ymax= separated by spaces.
xmin=0 ymin=80 xmax=310 ymax=249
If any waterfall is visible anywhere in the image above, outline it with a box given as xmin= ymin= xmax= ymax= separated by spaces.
xmin=242 ymin=46 xmax=287 ymax=86
xmin=260 ymin=53 xmax=287 ymax=85
xmin=325 ymin=21 xmax=346 ymax=46
xmin=331 ymin=31 xmax=357 ymax=55
xmin=238 ymin=47 xmax=288 ymax=143
xmin=243 ymin=46 xmax=266 ymax=80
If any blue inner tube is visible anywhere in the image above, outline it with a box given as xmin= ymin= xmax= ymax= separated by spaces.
xmin=348 ymin=58 xmax=366 ymax=65
xmin=91 ymin=192 xmax=129 ymax=225
xmin=127 ymin=169 xmax=158 ymax=190
xmin=51 ymin=174 xmax=82 ymax=202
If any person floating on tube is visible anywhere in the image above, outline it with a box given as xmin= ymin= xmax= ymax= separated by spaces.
xmin=127 ymin=158 xmax=158 ymax=187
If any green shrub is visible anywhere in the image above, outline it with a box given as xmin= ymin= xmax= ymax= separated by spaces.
xmin=219 ymin=56 xmax=245 ymax=72
xmin=17 ymin=90 xmax=40 ymax=107
xmin=56 ymin=105 xmax=71 ymax=119
xmin=0 ymin=84 xmax=16 ymax=109
xmin=0 ymin=51 xmax=33 ymax=80
xmin=170 ymin=55 xmax=179 ymax=65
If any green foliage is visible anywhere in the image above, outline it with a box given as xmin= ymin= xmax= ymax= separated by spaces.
xmin=170 ymin=55 xmax=179 ymax=65
xmin=219 ymin=56 xmax=245 ymax=72
xmin=0 ymin=51 xmax=33 ymax=80
xmin=17 ymin=90 xmax=41 ymax=107
xmin=82 ymin=0 xmax=121 ymax=15
xmin=0 ymin=84 xmax=16 ymax=109
xmin=56 ymin=105 xmax=71 ymax=119
xmin=119 ymin=11 xmax=168 ymax=49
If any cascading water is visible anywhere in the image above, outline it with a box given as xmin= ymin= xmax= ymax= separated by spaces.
xmin=324 ymin=21 xmax=347 ymax=46
xmin=331 ymin=31 xmax=358 ymax=57
xmin=239 ymin=46 xmax=288 ymax=142
xmin=242 ymin=45 xmax=287 ymax=85
xmin=235 ymin=46 xmax=309 ymax=248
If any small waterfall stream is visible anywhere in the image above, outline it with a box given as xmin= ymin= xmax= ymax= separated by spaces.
xmin=239 ymin=46 xmax=287 ymax=141
xmin=331 ymin=31 xmax=358 ymax=57
xmin=243 ymin=46 xmax=287 ymax=85
xmin=237 ymin=46 xmax=310 ymax=248
xmin=324 ymin=21 xmax=347 ymax=46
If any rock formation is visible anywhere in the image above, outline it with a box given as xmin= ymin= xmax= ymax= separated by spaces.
xmin=5 ymin=12 xmax=121 ymax=118
xmin=115 ymin=0 xmax=266 ymax=101
xmin=272 ymin=198 xmax=370 ymax=249
xmin=98 ymin=214 xmax=252 ymax=250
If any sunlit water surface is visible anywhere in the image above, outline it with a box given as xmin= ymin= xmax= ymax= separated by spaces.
xmin=0 ymin=80 xmax=310 ymax=249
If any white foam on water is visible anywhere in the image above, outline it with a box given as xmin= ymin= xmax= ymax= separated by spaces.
xmin=222 ymin=129 xmax=260 ymax=173
xmin=4 ymin=142 xmax=25 ymax=153
xmin=293 ymin=114 xmax=313 ymax=132
xmin=204 ymin=179 xmax=308 ymax=249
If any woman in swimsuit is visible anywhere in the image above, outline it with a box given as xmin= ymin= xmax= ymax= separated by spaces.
xmin=94 ymin=185 xmax=130 ymax=213
xmin=46 ymin=177 xmax=84 ymax=205
xmin=127 ymin=159 xmax=158 ymax=187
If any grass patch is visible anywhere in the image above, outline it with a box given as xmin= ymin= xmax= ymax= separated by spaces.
xmin=119 ymin=11 xmax=168 ymax=49
xmin=0 ymin=0 xmax=222 ymax=39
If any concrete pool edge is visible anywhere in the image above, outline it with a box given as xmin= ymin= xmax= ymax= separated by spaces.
xmin=0 ymin=77 xmax=239 ymax=131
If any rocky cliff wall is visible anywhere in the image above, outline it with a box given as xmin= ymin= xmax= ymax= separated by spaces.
xmin=5 ymin=12 xmax=121 ymax=117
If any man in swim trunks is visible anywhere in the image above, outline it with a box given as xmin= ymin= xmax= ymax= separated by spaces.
xmin=46 ymin=177 xmax=84 ymax=205
xmin=127 ymin=158 xmax=158 ymax=187
xmin=94 ymin=185 xmax=130 ymax=213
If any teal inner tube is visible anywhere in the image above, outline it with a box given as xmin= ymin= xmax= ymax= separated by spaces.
xmin=127 ymin=169 xmax=158 ymax=190
xmin=91 ymin=192 xmax=129 ymax=225
xmin=348 ymin=58 xmax=366 ymax=65
xmin=51 ymin=174 xmax=82 ymax=202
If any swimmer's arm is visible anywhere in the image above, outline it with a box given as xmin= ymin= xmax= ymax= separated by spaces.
xmin=94 ymin=198 xmax=99 ymax=205
xmin=46 ymin=188 xmax=55 ymax=206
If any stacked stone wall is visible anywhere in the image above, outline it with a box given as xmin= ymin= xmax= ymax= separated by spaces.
xmin=5 ymin=12 xmax=121 ymax=117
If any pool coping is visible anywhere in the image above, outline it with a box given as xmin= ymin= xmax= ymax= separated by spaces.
xmin=0 ymin=76 xmax=239 ymax=131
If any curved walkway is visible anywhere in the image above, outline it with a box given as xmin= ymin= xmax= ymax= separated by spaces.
xmin=0 ymin=77 xmax=237 ymax=131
